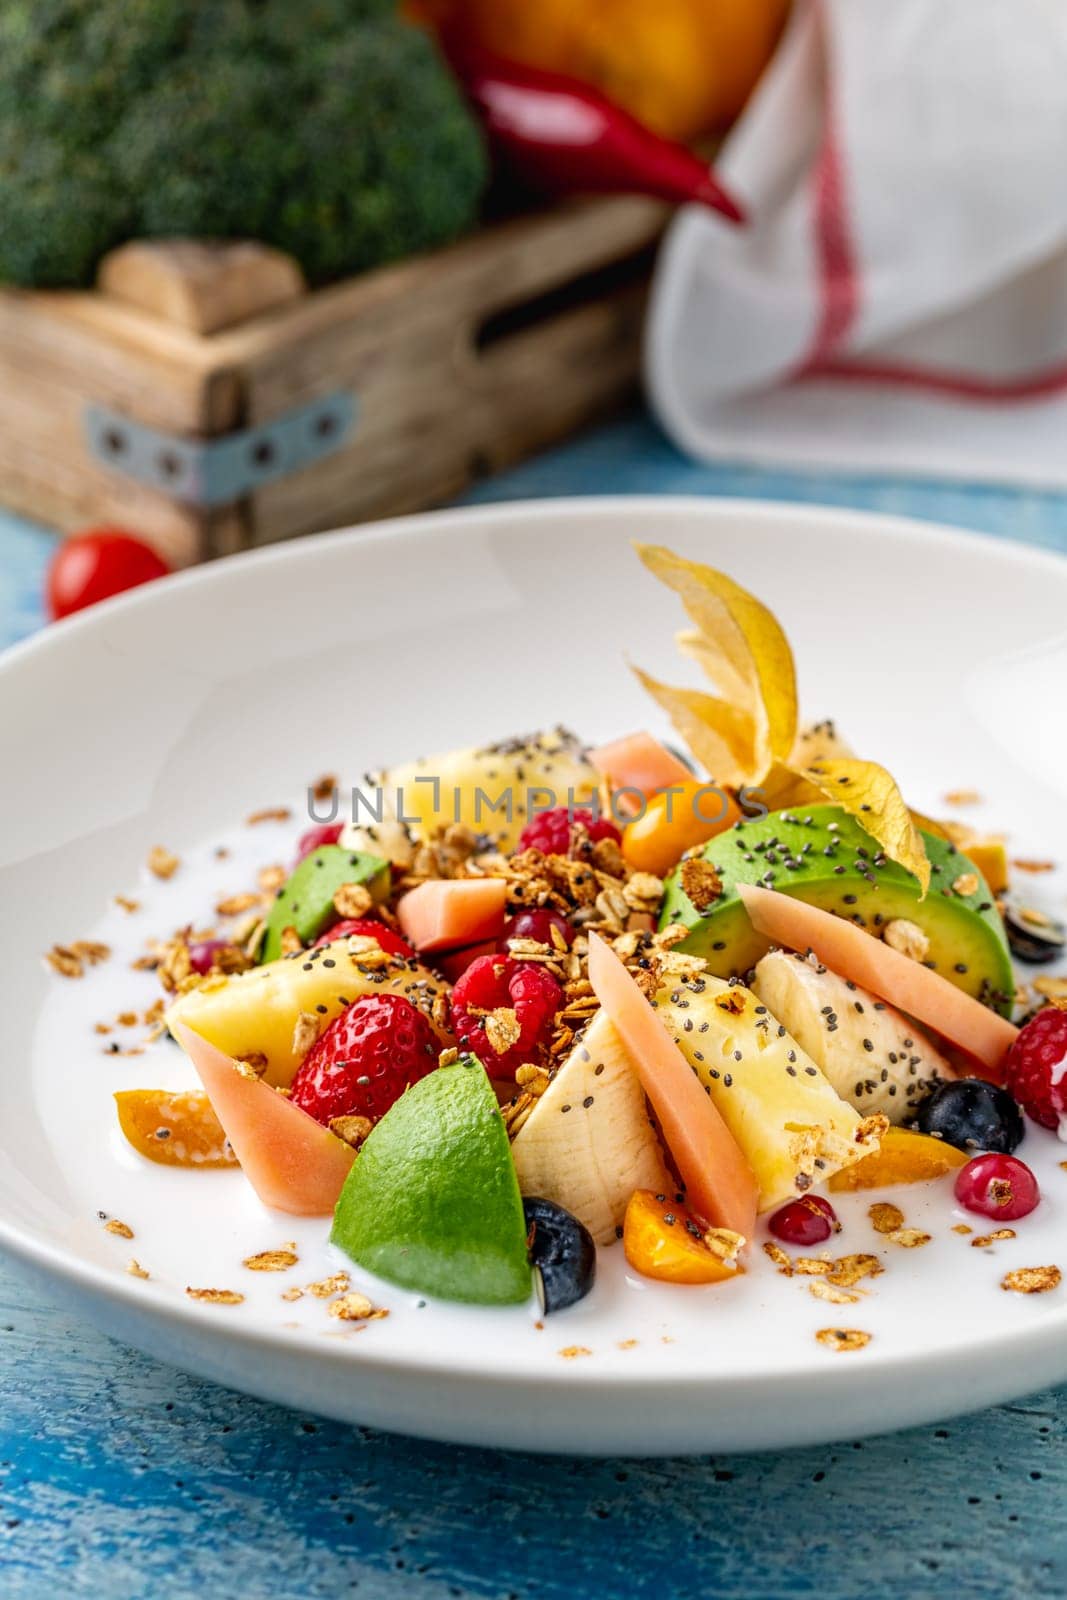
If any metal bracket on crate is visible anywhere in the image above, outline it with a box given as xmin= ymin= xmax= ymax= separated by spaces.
xmin=84 ymin=391 xmax=356 ymax=508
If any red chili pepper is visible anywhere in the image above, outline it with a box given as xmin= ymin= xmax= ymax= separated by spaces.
xmin=442 ymin=36 xmax=745 ymax=225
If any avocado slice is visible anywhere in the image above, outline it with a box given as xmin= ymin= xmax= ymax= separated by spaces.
xmin=260 ymin=843 xmax=389 ymax=963
xmin=331 ymin=1058 xmax=532 ymax=1306
xmin=660 ymin=805 xmax=1014 ymax=1016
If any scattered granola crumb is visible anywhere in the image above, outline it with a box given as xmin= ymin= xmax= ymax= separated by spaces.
xmin=1002 ymin=1266 xmax=1061 ymax=1295
xmin=438 ymin=1047 xmax=459 ymax=1068
xmin=762 ymin=1240 xmax=793 ymax=1274
xmin=291 ymin=1011 xmax=322 ymax=1060
xmin=243 ymin=1248 xmax=299 ymax=1273
xmin=815 ymin=1328 xmax=872 ymax=1353
xmin=943 ymin=789 xmax=982 ymax=808
xmin=186 ymin=1287 xmax=245 ymax=1306
xmin=952 ymin=872 xmax=979 ymax=898
xmin=306 ymin=1272 xmax=350 ymax=1299
xmin=333 ymin=881 xmax=373 ymax=919
xmin=972 ymin=1229 xmax=1017 ymax=1249
xmin=215 ymin=892 xmax=260 ymax=918
xmin=952 ymin=1223 xmax=974 ymax=1235
xmin=809 ymin=1279 xmax=860 ymax=1306
xmin=888 ymin=1228 xmax=932 ymax=1249
xmin=126 ymin=1259 xmax=150 ymax=1280
xmin=104 ymin=1219 xmax=134 ymax=1240
xmin=329 ymin=1292 xmax=386 ymax=1322
xmin=329 ymin=1115 xmax=374 ymax=1149
xmin=617 ymin=1339 xmax=639 ymax=1350
xmin=247 ymin=807 xmax=292 ymax=826
xmin=883 ymin=919 xmax=930 ymax=962
xmin=792 ymin=1256 xmax=833 ymax=1276
xmin=311 ymin=774 xmax=339 ymax=803
xmin=279 ymin=925 xmax=303 ymax=956
xmin=281 ymin=1287 xmax=304 ymax=1303
xmin=826 ymin=1254 xmax=884 ymax=1289
xmin=1012 ymin=859 xmax=1055 ymax=874
xmin=869 ymin=1201 xmax=904 ymax=1235
xmin=148 ymin=845 xmax=180 ymax=880
xmin=258 ymin=864 xmax=286 ymax=895
xmin=1036 ymin=977 xmax=1067 ymax=1009
xmin=483 ymin=1007 xmax=522 ymax=1056
xmin=679 ymin=857 xmax=723 ymax=913
xmin=94 ymin=1022 xmax=112 ymax=1036
xmin=114 ymin=896 xmax=140 ymax=914
xmin=559 ymin=1345 xmax=592 ymax=1359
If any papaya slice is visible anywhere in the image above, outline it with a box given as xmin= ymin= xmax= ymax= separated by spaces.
xmin=737 ymin=884 xmax=1017 ymax=1078
xmin=586 ymin=932 xmax=759 ymax=1241
xmin=172 ymin=1021 xmax=355 ymax=1215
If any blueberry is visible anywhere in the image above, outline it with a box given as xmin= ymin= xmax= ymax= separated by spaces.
xmin=523 ymin=1197 xmax=596 ymax=1315
xmin=913 ymin=1078 xmax=1025 ymax=1154
xmin=1003 ymin=901 xmax=1066 ymax=965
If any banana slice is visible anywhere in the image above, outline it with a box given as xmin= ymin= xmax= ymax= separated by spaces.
xmin=752 ymin=949 xmax=949 ymax=1123
xmin=510 ymin=1010 xmax=670 ymax=1245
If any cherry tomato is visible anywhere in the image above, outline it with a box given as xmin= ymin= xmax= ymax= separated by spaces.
xmin=47 ymin=528 xmax=170 ymax=620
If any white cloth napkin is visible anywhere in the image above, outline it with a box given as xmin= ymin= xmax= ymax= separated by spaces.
xmin=646 ymin=0 xmax=1067 ymax=487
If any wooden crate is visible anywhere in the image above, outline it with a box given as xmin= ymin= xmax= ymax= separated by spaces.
xmin=0 ymin=196 xmax=669 ymax=567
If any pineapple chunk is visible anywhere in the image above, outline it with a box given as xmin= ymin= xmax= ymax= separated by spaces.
xmin=654 ymin=974 xmax=878 ymax=1211
xmin=511 ymin=1011 xmax=670 ymax=1245
xmin=381 ymin=727 xmax=598 ymax=851
xmin=166 ymin=937 xmax=453 ymax=1088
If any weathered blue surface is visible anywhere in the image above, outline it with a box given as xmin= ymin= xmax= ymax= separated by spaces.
xmin=2 ymin=411 xmax=1067 ymax=1599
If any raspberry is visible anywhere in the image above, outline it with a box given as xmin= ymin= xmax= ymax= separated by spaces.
xmin=293 ymin=822 xmax=343 ymax=866
xmin=450 ymin=953 xmax=562 ymax=1078
xmin=1003 ymin=1007 xmax=1067 ymax=1130
xmin=290 ymin=994 xmax=438 ymax=1126
xmin=314 ymin=917 xmax=414 ymax=959
xmin=516 ymin=806 xmax=620 ymax=858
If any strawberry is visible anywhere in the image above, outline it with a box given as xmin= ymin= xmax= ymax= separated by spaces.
xmin=314 ymin=917 xmax=414 ymax=959
xmin=450 ymin=953 xmax=562 ymax=1078
xmin=516 ymin=806 xmax=620 ymax=858
xmin=293 ymin=822 xmax=343 ymax=866
xmin=290 ymin=994 xmax=438 ymax=1126
xmin=1003 ymin=1007 xmax=1067 ymax=1130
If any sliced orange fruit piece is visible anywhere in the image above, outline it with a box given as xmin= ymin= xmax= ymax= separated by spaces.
xmin=115 ymin=1088 xmax=237 ymax=1169
xmin=828 ymin=1126 xmax=967 ymax=1191
xmin=623 ymin=1189 xmax=743 ymax=1284
xmin=622 ymin=779 xmax=742 ymax=877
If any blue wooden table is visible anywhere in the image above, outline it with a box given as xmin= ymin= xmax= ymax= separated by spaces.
xmin=3 ymin=412 xmax=1067 ymax=1599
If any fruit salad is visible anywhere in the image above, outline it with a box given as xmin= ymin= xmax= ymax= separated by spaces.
xmin=96 ymin=545 xmax=1067 ymax=1325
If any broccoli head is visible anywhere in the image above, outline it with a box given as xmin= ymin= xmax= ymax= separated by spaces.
xmin=0 ymin=2 xmax=487 ymax=288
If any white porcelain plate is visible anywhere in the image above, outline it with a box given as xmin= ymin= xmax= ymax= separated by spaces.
xmin=2 ymin=497 xmax=1066 ymax=1456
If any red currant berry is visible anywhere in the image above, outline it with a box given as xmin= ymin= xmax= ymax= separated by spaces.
xmin=501 ymin=909 xmax=575 ymax=950
xmin=767 ymin=1195 xmax=840 ymax=1247
xmin=954 ymin=1153 xmax=1040 ymax=1221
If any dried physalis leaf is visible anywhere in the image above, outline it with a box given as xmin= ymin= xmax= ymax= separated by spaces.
xmin=794 ymin=758 xmax=931 ymax=896
xmin=114 ymin=1089 xmax=236 ymax=1169
xmin=629 ymin=667 xmax=755 ymax=788
xmin=635 ymin=543 xmax=798 ymax=764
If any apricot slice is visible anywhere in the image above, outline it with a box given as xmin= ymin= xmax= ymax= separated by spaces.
xmin=624 ymin=1189 xmax=743 ymax=1284
xmin=115 ymin=1089 xmax=237 ymax=1169
xmin=622 ymin=778 xmax=742 ymax=877
xmin=828 ymin=1126 xmax=967 ymax=1191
